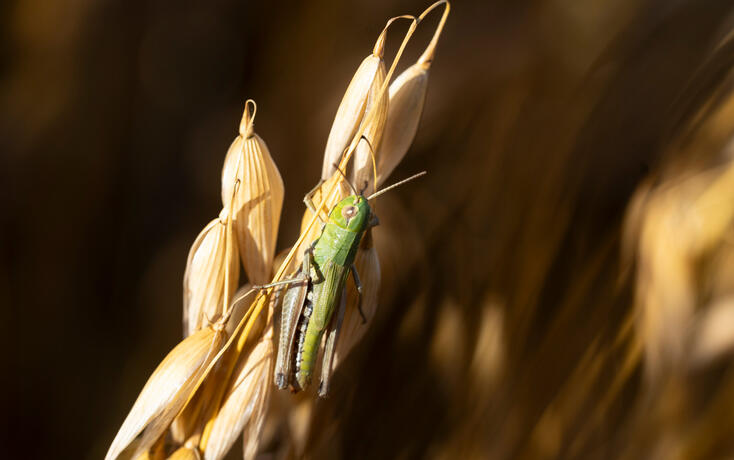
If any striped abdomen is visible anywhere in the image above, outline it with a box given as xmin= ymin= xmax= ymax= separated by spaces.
xmin=294 ymin=260 xmax=349 ymax=390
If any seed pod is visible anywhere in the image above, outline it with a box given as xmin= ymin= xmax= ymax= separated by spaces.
xmin=322 ymin=34 xmax=387 ymax=180
xmin=334 ymin=229 xmax=381 ymax=369
xmin=183 ymin=210 xmax=240 ymax=337
xmin=202 ymin=325 xmax=273 ymax=460
xmin=106 ymin=327 xmax=225 ymax=460
xmin=222 ymin=100 xmax=284 ymax=285
xmin=376 ymin=62 xmax=428 ymax=187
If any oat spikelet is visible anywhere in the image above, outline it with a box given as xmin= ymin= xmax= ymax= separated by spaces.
xmin=106 ymin=327 xmax=225 ymax=460
xmin=321 ymin=36 xmax=386 ymax=180
xmin=203 ymin=323 xmax=274 ymax=460
xmin=222 ymin=100 xmax=284 ymax=284
xmin=183 ymin=209 xmax=240 ymax=337
xmin=351 ymin=61 xmax=387 ymax=195
xmin=377 ymin=1 xmax=450 ymax=186
xmin=334 ymin=229 xmax=381 ymax=369
xmin=376 ymin=62 xmax=428 ymax=187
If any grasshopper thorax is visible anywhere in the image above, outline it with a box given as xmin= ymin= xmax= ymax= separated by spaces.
xmin=329 ymin=195 xmax=371 ymax=233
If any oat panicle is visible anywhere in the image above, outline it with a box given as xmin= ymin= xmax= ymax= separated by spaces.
xmin=107 ymin=4 xmax=448 ymax=458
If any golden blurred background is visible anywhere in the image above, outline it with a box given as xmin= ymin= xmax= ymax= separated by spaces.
xmin=5 ymin=0 xmax=734 ymax=458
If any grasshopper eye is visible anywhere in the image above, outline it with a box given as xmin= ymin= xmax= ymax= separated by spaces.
xmin=341 ymin=205 xmax=358 ymax=220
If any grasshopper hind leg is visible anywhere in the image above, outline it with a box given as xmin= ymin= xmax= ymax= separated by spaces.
xmin=318 ymin=290 xmax=348 ymax=397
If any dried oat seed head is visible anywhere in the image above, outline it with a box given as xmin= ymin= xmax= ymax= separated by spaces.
xmin=222 ymin=100 xmax=284 ymax=285
xmin=351 ymin=63 xmax=388 ymax=196
xmin=321 ymin=38 xmax=386 ymax=180
xmin=183 ymin=212 xmax=240 ymax=337
xmin=106 ymin=327 xmax=225 ymax=460
xmin=376 ymin=63 xmax=429 ymax=186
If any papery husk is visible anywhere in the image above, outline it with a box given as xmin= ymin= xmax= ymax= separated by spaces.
xmin=169 ymin=378 xmax=214 ymax=447
xmin=334 ymin=229 xmax=381 ymax=369
xmin=202 ymin=323 xmax=274 ymax=460
xmin=183 ymin=212 xmax=239 ymax=337
xmin=171 ymin=285 xmax=255 ymax=445
xmin=376 ymin=62 xmax=428 ymax=187
xmin=351 ymin=64 xmax=388 ymax=195
xmin=106 ymin=327 xmax=225 ymax=460
xmin=321 ymin=50 xmax=385 ymax=180
xmin=222 ymin=101 xmax=284 ymax=285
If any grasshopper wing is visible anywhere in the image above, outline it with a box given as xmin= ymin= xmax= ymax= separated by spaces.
xmin=274 ymin=271 xmax=309 ymax=389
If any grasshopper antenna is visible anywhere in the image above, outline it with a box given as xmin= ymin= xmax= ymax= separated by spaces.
xmin=331 ymin=162 xmax=360 ymax=196
xmin=366 ymin=171 xmax=427 ymax=201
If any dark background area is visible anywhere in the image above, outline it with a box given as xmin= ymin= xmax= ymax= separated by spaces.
xmin=5 ymin=0 xmax=734 ymax=458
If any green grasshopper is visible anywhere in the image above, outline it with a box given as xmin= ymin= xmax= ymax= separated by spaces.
xmin=260 ymin=170 xmax=425 ymax=396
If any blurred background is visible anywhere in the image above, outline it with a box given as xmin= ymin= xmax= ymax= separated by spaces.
xmin=5 ymin=0 xmax=734 ymax=458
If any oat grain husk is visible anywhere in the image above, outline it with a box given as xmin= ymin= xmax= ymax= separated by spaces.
xmin=222 ymin=100 xmax=284 ymax=285
xmin=106 ymin=327 xmax=225 ymax=460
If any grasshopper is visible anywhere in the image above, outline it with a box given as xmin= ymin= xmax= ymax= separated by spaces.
xmin=260 ymin=170 xmax=425 ymax=396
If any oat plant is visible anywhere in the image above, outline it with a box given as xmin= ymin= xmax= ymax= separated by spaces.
xmin=105 ymin=2 xmax=450 ymax=459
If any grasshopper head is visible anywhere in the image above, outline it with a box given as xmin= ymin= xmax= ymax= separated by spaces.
xmin=330 ymin=195 xmax=371 ymax=233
